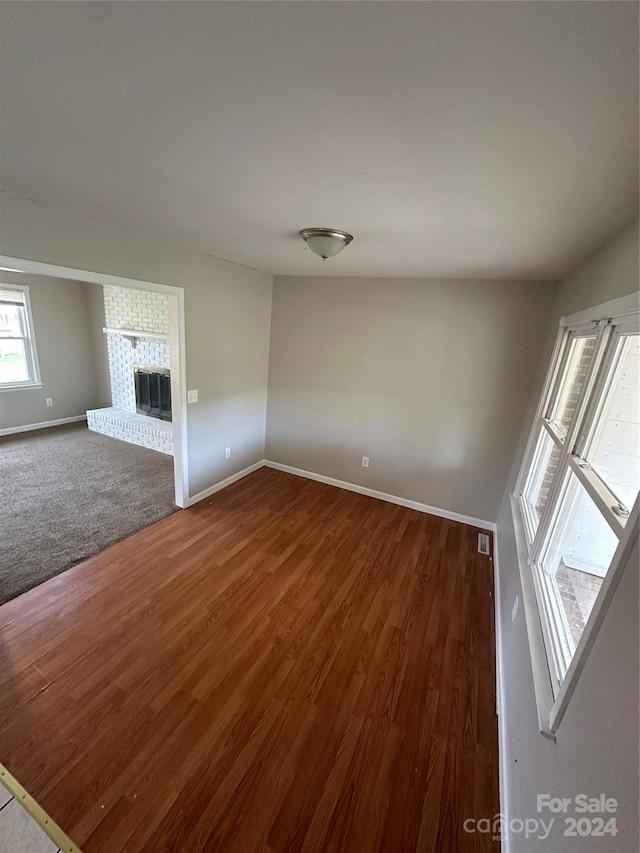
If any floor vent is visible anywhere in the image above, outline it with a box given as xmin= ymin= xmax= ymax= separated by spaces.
xmin=478 ymin=533 xmax=490 ymax=556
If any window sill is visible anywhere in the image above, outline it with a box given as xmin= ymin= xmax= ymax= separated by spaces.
xmin=510 ymin=495 xmax=558 ymax=741
xmin=0 ymin=382 xmax=44 ymax=392
xmin=511 ymin=494 xmax=639 ymax=739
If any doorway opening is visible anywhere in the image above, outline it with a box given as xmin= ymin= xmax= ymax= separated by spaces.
xmin=0 ymin=254 xmax=187 ymax=506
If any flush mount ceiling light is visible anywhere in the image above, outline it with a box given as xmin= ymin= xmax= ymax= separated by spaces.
xmin=300 ymin=228 xmax=353 ymax=260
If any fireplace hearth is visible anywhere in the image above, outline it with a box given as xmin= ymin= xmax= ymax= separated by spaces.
xmin=134 ymin=365 xmax=172 ymax=421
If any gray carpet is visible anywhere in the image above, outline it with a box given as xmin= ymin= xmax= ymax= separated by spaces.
xmin=0 ymin=423 xmax=177 ymax=603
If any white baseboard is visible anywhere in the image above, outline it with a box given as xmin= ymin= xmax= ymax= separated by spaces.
xmin=264 ymin=460 xmax=496 ymax=531
xmin=492 ymin=539 xmax=511 ymax=853
xmin=187 ymin=460 xmax=265 ymax=507
xmin=0 ymin=414 xmax=87 ymax=437
xmin=188 ymin=458 xmax=496 ymax=532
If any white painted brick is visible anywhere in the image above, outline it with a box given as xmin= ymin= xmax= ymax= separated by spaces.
xmin=103 ymin=285 xmax=171 ymax=413
xmin=87 ymin=406 xmax=174 ymax=455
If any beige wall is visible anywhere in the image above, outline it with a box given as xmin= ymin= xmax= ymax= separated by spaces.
xmin=86 ymin=282 xmax=112 ymax=408
xmin=495 ymin=220 xmax=639 ymax=851
xmin=0 ymin=273 xmax=110 ymax=431
xmin=0 ymin=193 xmax=273 ymax=499
xmin=266 ymin=275 xmax=556 ymax=523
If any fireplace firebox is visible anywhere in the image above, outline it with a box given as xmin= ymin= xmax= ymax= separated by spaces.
xmin=134 ymin=365 xmax=172 ymax=421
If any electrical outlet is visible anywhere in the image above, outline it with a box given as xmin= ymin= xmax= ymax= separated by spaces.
xmin=512 ymin=596 xmax=519 ymax=622
xmin=45 ymin=398 xmax=53 ymax=407
xmin=187 ymin=389 xmax=198 ymax=404
xmin=225 ymin=446 xmax=231 ymax=459
xmin=361 ymin=456 xmax=369 ymax=468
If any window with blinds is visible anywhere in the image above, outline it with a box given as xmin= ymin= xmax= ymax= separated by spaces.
xmin=0 ymin=285 xmax=41 ymax=388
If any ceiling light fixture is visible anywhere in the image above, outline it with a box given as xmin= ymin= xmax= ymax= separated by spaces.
xmin=300 ymin=228 xmax=353 ymax=260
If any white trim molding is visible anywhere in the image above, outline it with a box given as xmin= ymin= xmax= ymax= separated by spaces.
xmin=0 ymin=383 xmax=44 ymax=393
xmin=188 ymin=461 xmax=265 ymax=507
xmin=188 ymin=459 xmax=498 ymax=531
xmin=512 ymin=290 xmax=640 ymax=736
xmin=559 ymin=291 xmax=640 ymax=328
xmin=264 ymin=460 xmax=496 ymax=531
xmin=0 ymin=281 xmax=42 ymax=390
xmin=548 ymin=503 xmax=639 ymax=732
xmin=0 ymin=414 xmax=86 ymax=437
xmin=511 ymin=496 xmax=557 ymax=740
xmin=491 ymin=539 xmax=511 ymax=853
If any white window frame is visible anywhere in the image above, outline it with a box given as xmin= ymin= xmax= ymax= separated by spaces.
xmin=512 ymin=292 xmax=640 ymax=739
xmin=0 ymin=283 xmax=42 ymax=391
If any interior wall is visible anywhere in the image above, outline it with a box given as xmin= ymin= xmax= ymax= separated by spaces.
xmin=0 ymin=273 xmax=110 ymax=431
xmin=85 ymin=282 xmax=112 ymax=408
xmin=266 ymin=275 xmax=556 ymax=523
xmin=0 ymin=192 xmax=273 ymax=499
xmin=494 ymin=220 xmax=639 ymax=852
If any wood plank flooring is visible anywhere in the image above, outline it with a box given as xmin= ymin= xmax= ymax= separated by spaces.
xmin=0 ymin=468 xmax=500 ymax=852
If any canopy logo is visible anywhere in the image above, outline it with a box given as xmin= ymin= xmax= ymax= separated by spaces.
xmin=463 ymin=814 xmax=553 ymax=841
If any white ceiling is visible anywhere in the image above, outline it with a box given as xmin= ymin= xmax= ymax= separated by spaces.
xmin=0 ymin=1 xmax=637 ymax=280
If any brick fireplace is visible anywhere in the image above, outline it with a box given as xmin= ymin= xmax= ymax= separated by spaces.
xmin=87 ymin=285 xmax=174 ymax=455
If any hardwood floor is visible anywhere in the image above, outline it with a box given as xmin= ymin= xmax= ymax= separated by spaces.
xmin=0 ymin=467 xmax=500 ymax=852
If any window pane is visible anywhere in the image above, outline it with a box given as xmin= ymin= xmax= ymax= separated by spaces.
xmin=586 ymin=334 xmax=640 ymax=511
xmin=523 ymin=429 xmax=561 ymax=534
xmin=0 ymin=338 xmax=29 ymax=383
xmin=548 ymin=334 xmax=597 ymax=439
xmin=541 ymin=471 xmax=619 ymax=675
xmin=0 ymin=302 xmax=26 ymax=337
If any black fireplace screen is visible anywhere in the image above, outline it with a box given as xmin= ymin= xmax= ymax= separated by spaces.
xmin=134 ymin=366 xmax=172 ymax=421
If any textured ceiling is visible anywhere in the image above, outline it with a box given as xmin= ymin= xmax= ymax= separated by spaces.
xmin=0 ymin=1 xmax=637 ymax=279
